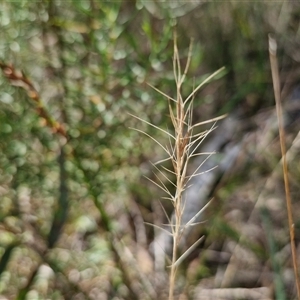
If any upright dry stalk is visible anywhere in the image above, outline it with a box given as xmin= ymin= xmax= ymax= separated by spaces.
xmin=168 ymin=36 xmax=186 ymax=300
xmin=167 ymin=35 xmax=226 ymax=300
xmin=131 ymin=35 xmax=225 ymax=299
xmin=269 ymin=34 xmax=300 ymax=299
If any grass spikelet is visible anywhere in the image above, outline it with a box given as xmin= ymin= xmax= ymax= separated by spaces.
xmin=133 ymin=33 xmax=225 ymax=299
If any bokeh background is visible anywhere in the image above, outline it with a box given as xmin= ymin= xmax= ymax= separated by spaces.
xmin=1 ymin=1 xmax=300 ymax=299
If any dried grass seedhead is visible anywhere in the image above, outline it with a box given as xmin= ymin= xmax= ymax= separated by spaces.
xmin=132 ymin=33 xmax=226 ymax=300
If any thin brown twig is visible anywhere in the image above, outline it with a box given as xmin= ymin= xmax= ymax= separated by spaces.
xmin=0 ymin=62 xmax=67 ymax=138
xmin=269 ymin=34 xmax=300 ymax=299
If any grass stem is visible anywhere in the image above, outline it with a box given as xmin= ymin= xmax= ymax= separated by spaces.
xmin=269 ymin=34 xmax=300 ymax=299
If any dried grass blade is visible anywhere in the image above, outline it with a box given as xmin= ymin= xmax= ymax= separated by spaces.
xmin=170 ymin=236 xmax=205 ymax=268
xmin=184 ymin=199 xmax=212 ymax=230
xmin=189 ymin=114 xmax=227 ymax=130
xmin=186 ymin=165 xmax=218 ymax=180
xmin=154 ymin=156 xmax=172 ymax=166
xmin=144 ymin=222 xmax=173 ymax=236
xmin=144 ymin=176 xmax=173 ymax=198
xmin=151 ymin=163 xmax=177 ymax=188
xmin=147 ymin=83 xmax=177 ymax=103
xmin=185 ymin=157 xmax=215 ymax=186
xmin=184 ymin=67 xmax=225 ymax=105
xmin=129 ymin=113 xmax=175 ymax=140
xmin=269 ymin=34 xmax=300 ymax=298
xmin=159 ymin=200 xmax=173 ymax=225
xmin=129 ymin=127 xmax=170 ymax=155
xmin=179 ymin=38 xmax=194 ymax=86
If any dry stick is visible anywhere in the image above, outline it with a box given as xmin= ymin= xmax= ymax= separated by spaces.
xmin=269 ymin=34 xmax=300 ymax=299
xmin=0 ymin=62 xmax=67 ymax=138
